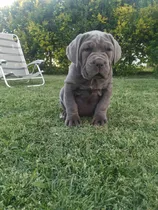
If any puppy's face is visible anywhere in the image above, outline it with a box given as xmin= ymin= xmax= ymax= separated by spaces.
xmin=79 ymin=37 xmax=114 ymax=80
xmin=66 ymin=31 xmax=121 ymax=80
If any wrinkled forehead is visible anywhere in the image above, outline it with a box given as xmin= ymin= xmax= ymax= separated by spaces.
xmin=80 ymin=34 xmax=114 ymax=50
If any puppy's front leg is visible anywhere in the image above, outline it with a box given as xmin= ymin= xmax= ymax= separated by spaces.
xmin=64 ymin=84 xmax=81 ymax=126
xmin=92 ymin=83 xmax=112 ymax=126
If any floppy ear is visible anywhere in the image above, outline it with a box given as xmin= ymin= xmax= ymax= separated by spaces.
xmin=66 ymin=34 xmax=83 ymax=66
xmin=108 ymin=34 xmax=121 ymax=64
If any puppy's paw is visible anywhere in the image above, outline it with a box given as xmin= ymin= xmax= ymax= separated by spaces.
xmin=65 ymin=114 xmax=81 ymax=127
xmin=60 ymin=111 xmax=66 ymax=121
xmin=92 ymin=114 xmax=107 ymax=126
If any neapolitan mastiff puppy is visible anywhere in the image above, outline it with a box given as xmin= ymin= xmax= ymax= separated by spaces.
xmin=60 ymin=30 xmax=121 ymax=126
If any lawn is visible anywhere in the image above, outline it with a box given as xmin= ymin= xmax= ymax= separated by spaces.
xmin=0 ymin=75 xmax=158 ymax=210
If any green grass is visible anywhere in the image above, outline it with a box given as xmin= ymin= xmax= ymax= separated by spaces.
xmin=0 ymin=75 xmax=158 ymax=210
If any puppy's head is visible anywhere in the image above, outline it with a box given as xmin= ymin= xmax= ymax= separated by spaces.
xmin=66 ymin=30 xmax=121 ymax=80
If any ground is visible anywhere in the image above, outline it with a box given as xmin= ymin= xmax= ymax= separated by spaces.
xmin=0 ymin=75 xmax=158 ymax=210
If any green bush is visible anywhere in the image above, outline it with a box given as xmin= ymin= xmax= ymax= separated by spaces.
xmin=153 ymin=65 xmax=158 ymax=77
xmin=113 ymin=63 xmax=144 ymax=76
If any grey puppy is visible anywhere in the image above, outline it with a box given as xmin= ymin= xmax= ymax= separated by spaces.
xmin=60 ymin=30 xmax=121 ymax=126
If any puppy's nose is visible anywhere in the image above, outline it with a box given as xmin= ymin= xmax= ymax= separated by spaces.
xmin=93 ymin=59 xmax=105 ymax=69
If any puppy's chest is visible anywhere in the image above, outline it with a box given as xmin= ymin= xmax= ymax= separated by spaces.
xmin=74 ymin=78 xmax=106 ymax=100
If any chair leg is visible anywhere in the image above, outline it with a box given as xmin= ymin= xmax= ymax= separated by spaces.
xmin=0 ymin=66 xmax=12 ymax=88
xmin=27 ymin=64 xmax=45 ymax=87
xmin=0 ymin=64 xmax=45 ymax=88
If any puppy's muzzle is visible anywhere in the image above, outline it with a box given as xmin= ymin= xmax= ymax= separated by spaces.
xmin=91 ymin=58 xmax=106 ymax=71
xmin=85 ymin=53 xmax=110 ymax=80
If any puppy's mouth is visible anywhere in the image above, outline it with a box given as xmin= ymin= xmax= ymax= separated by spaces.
xmin=93 ymin=73 xmax=105 ymax=79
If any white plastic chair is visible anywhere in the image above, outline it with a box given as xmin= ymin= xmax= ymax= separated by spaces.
xmin=0 ymin=33 xmax=45 ymax=87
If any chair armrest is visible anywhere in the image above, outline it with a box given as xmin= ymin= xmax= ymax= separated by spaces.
xmin=0 ymin=59 xmax=7 ymax=65
xmin=27 ymin=59 xmax=44 ymax=66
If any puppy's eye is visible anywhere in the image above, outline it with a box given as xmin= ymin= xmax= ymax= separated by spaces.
xmin=84 ymin=47 xmax=92 ymax=52
xmin=106 ymin=48 xmax=112 ymax=52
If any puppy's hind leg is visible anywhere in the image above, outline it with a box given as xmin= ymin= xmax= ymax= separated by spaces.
xmin=60 ymin=101 xmax=67 ymax=120
xmin=59 ymin=87 xmax=67 ymax=120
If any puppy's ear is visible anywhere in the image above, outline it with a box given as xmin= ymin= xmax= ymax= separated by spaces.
xmin=66 ymin=34 xmax=83 ymax=66
xmin=108 ymin=34 xmax=121 ymax=64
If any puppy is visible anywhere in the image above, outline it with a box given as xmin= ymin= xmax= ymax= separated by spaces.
xmin=60 ymin=30 xmax=121 ymax=126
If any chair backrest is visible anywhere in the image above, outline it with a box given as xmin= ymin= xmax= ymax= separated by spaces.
xmin=0 ymin=33 xmax=29 ymax=76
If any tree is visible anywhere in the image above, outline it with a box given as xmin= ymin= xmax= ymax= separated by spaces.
xmin=0 ymin=7 xmax=11 ymax=32
xmin=113 ymin=2 xmax=158 ymax=74
xmin=136 ymin=4 xmax=158 ymax=70
xmin=0 ymin=0 xmax=157 ymax=74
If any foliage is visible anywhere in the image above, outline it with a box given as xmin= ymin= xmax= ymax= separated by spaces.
xmin=113 ymin=2 xmax=158 ymax=74
xmin=0 ymin=0 xmax=158 ymax=75
xmin=136 ymin=4 xmax=158 ymax=67
xmin=0 ymin=75 xmax=158 ymax=209
xmin=114 ymin=5 xmax=138 ymax=66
